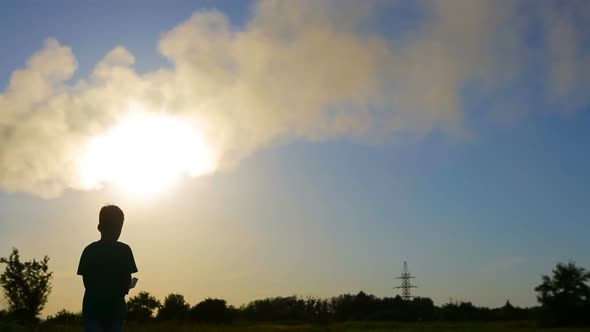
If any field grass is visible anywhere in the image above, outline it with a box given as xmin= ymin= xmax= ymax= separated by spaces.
xmin=1 ymin=321 xmax=590 ymax=332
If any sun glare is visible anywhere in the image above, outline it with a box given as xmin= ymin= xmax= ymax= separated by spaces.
xmin=80 ymin=111 xmax=216 ymax=195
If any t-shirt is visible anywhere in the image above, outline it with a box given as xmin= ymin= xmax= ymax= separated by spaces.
xmin=77 ymin=240 xmax=138 ymax=320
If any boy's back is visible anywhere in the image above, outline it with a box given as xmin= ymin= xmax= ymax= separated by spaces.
xmin=78 ymin=205 xmax=137 ymax=331
xmin=78 ymin=240 xmax=137 ymax=319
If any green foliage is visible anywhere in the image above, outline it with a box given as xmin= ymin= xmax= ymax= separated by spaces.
xmin=128 ymin=291 xmax=162 ymax=321
xmin=534 ymin=261 xmax=590 ymax=326
xmin=157 ymin=293 xmax=190 ymax=321
xmin=0 ymin=248 xmax=52 ymax=321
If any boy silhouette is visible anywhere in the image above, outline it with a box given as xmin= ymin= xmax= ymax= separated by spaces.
xmin=77 ymin=205 xmax=138 ymax=332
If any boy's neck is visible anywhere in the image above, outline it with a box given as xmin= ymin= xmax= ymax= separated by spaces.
xmin=100 ymin=235 xmax=118 ymax=242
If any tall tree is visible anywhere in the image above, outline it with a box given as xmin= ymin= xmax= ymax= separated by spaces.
xmin=190 ymin=298 xmax=234 ymax=323
xmin=127 ymin=291 xmax=161 ymax=321
xmin=535 ymin=261 xmax=590 ymax=326
xmin=157 ymin=293 xmax=190 ymax=321
xmin=0 ymin=248 xmax=52 ymax=321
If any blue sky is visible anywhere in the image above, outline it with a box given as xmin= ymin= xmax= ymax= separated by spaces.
xmin=0 ymin=0 xmax=589 ymax=315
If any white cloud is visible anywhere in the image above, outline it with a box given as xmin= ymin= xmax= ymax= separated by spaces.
xmin=0 ymin=0 xmax=588 ymax=197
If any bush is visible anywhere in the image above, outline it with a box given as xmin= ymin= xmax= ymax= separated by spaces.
xmin=45 ymin=309 xmax=82 ymax=324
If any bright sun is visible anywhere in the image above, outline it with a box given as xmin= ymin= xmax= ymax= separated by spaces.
xmin=80 ymin=110 xmax=216 ymax=195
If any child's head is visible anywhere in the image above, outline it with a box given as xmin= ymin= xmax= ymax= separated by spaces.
xmin=98 ymin=205 xmax=124 ymax=240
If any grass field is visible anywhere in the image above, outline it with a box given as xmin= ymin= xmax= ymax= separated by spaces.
xmin=2 ymin=321 xmax=590 ymax=332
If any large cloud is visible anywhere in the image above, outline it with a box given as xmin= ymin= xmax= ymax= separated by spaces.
xmin=0 ymin=0 xmax=589 ymax=197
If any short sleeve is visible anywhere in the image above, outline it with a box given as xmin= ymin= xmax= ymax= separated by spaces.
xmin=127 ymin=246 xmax=138 ymax=274
xmin=77 ymin=247 xmax=88 ymax=276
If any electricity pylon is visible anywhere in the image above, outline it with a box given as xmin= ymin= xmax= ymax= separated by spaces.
xmin=394 ymin=261 xmax=417 ymax=300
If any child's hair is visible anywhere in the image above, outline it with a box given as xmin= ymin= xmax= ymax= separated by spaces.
xmin=99 ymin=205 xmax=124 ymax=232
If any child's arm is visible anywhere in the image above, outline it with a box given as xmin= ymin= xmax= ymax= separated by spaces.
xmin=121 ymin=274 xmax=132 ymax=295
xmin=82 ymin=275 xmax=89 ymax=289
xmin=123 ymin=245 xmax=138 ymax=295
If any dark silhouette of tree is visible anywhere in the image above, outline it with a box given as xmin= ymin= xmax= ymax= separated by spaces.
xmin=241 ymin=295 xmax=333 ymax=322
xmin=127 ymin=291 xmax=161 ymax=321
xmin=535 ymin=261 xmax=590 ymax=326
xmin=11 ymin=288 xmax=542 ymax=324
xmin=45 ymin=309 xmax=82 ymax=325
xmin=241 ymin=296 xmax=309 ymax=321
xmin=438 ymin=301 xmax=483 ymax=321
xmin=498 ymin=300 xmax=530 ymax=321
xmin=190 ymin=298 xmax=236 ymax=323
xmin=331 ymin=291 xmax=378 ymax=321
xmin=303 ymin=297 xmax=331 ymax=322
xmin=435 ymin=299 xmax=536 ymax=322
xmin=410 ymin=297 xmax=435 ymax=321
xmin=0 ymin=248 xmax=52 ymax=321
xmin=157 ymin=293 xmax=190 ymax=321
xmin=330 ymin=293 xmax=436 ymax=322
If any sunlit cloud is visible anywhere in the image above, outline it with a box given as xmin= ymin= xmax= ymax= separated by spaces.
xmin=79 ymin=103 xmax=216 ymax=195
xmin=0 ymin=0 xmax=589 ymax=197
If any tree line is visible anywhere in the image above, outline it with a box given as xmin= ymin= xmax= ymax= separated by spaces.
xmin=44 ymin=292 xmax=532 ymax=324
xmin=1 ymin=248 xmax=589 ymax=327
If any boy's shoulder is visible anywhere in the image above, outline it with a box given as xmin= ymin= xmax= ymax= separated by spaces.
xmin=82 ymin=241 xmax=99 ymax=251
xmin=115 ymin=241 xmax=133 ymax=251
xmin=116 ymin=240 xmax=131 ymax=246
xmin=83 ymin=241 xmax=132 ymax=252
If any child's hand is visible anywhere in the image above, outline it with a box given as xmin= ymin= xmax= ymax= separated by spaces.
xmin=129 ymin=277 xmax=138 ymax=289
